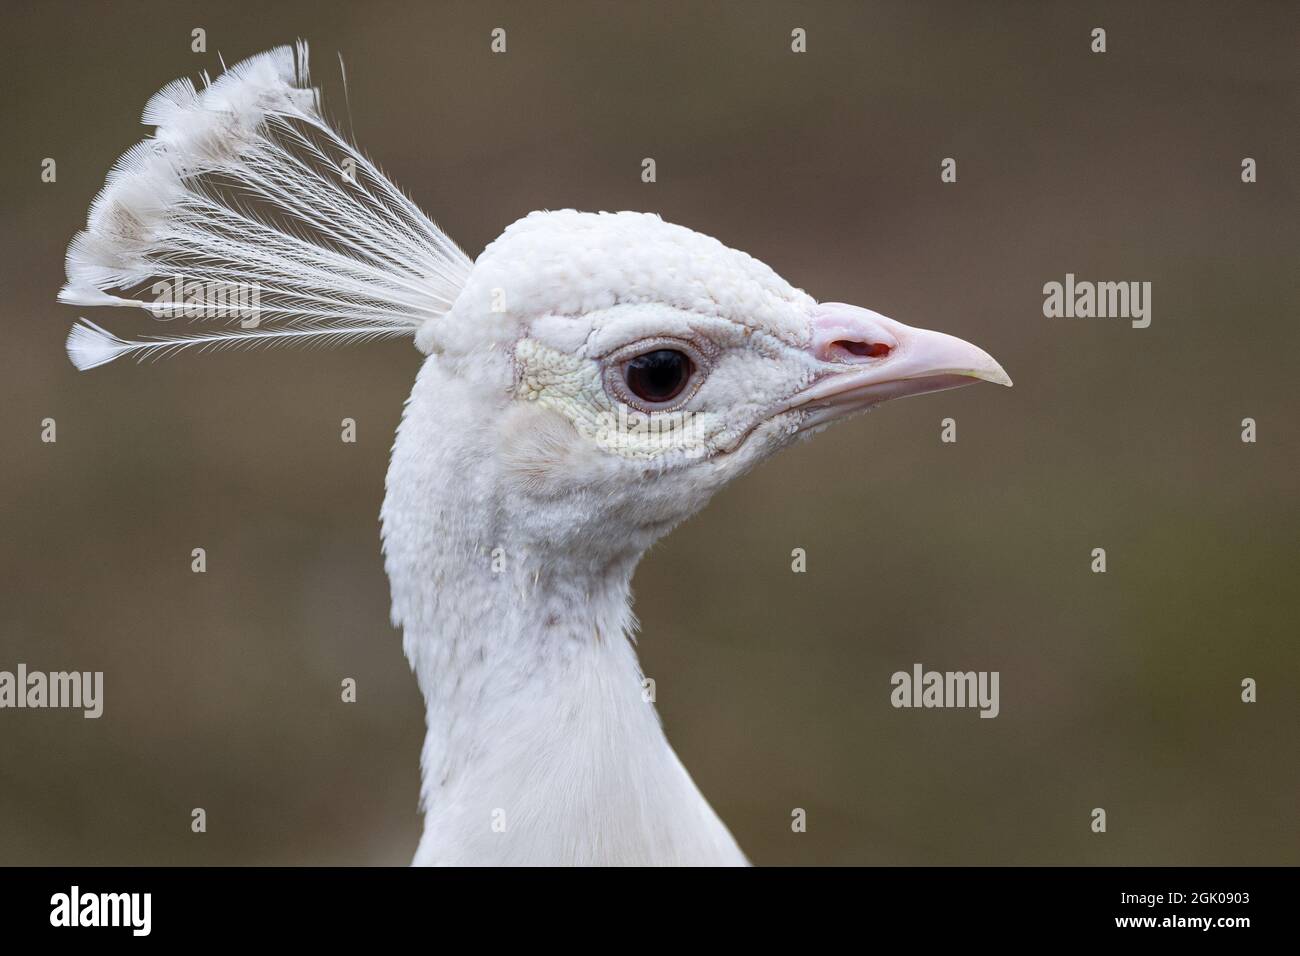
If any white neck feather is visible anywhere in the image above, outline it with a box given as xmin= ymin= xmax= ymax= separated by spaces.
xmin=382 ymin=357 xmax=746 ymax=866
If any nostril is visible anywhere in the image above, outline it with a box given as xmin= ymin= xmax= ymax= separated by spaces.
xmin=833 ymin=339 xmax=892 ymax=360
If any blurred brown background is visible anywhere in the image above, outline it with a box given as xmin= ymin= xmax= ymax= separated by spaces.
xmin=0 ymin=1 xmax=1296 ymax=865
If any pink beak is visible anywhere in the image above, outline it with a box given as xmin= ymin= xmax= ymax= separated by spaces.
xmin=786 ymin=302 xmax=1012 ymax=426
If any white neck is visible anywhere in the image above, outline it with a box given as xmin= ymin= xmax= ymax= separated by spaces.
xmin=382 ymin=357 xmax=746 ymax=866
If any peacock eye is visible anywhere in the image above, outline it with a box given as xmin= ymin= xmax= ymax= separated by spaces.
xmin=623 ymin=349 xmax=693 ymax=404
xmin=602 ymin=336 xmax=713 ymax=413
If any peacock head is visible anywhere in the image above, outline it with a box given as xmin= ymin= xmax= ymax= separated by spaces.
xmin=58 ymin=44 xmax=1011 ymax=571
xmin=408 ymin=209 xmax=1011 ymax=553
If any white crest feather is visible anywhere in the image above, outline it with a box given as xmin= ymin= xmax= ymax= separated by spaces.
xmin=60 ymin=41 xmax=472 ymax=369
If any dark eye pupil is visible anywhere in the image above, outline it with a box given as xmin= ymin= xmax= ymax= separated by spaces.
xmin=625 ymin=349 xmax=692 ymax=403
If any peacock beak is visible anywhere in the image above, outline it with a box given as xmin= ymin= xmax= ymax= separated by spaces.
xmin=782 ymin=302 xmax=1010 ymax=426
